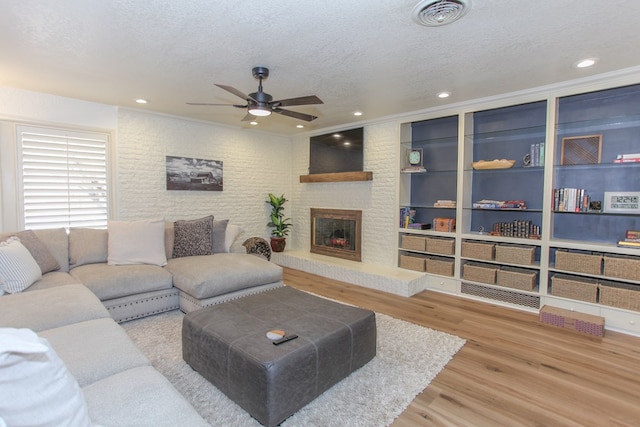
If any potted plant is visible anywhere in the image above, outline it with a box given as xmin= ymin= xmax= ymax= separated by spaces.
xmin=266 ymin=193 xmax=292 ymax=252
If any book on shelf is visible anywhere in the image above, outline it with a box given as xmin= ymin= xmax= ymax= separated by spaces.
xmin=617 ymin=240 xmax=640 ymax=248
xmin=617 ymin=153 xmax=640 ymax=159
xmin=626 ymin=230 xmax=640 ymax=240
xmin=553 ymin=188 xmax=590 ymax=212
xmin=434 ymin=200 xmax=456 ymax=208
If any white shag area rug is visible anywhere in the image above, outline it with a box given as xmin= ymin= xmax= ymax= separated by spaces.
xmin=123 ymin=308 xmax=465 ymax=427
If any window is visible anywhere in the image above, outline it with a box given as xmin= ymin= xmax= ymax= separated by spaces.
xmin=17 ymin=125 xmax=110 ymax=229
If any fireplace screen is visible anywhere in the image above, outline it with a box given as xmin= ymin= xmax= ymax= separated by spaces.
xmin=310 ymin=208 xmax=362 ymax=261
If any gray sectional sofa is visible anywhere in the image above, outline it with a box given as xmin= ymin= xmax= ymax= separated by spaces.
xmin=0 ymin=217 xmax=284 ymax=426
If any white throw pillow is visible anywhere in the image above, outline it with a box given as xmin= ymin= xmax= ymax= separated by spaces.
xmin=0 ymin=237 xmax=42 ymax=294
xmin=225 ymin=224 xmax=243 ymax=252
xmin=107 ymin=219 xmax=168 ymax=266
xmin=0 ymin=328 xmax=92 ymax=427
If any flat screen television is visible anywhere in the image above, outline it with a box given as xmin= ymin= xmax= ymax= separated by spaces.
xmin=309 ymin=127 xmax=363 ymax=174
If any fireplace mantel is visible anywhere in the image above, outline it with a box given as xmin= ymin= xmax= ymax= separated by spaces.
xmin=299 ymin=171 xmax=373 ymax=183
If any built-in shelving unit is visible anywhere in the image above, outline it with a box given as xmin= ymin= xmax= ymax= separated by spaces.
xmin=397 ymin=81 xmax=640 ymax=336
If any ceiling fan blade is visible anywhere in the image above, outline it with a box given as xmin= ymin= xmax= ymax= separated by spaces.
xmin=241 ymin=112 xmax=257 ymax=122
xmin=214 ymin=84 xmax=255 ymax=101
xmin=272 ymin=107 xmax=318 ymax=122
xmin=273 ymin=95 xmax=323 ymax=107
xmin=186 ymin=102 xmax=247 ymax=108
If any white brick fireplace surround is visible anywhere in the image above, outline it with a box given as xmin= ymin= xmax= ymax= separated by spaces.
xmin=276 ymin=120 xmax=429 ymax=297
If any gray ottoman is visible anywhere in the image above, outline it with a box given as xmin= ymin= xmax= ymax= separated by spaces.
xmin=182 ymin=286 xmax=377 ymax=427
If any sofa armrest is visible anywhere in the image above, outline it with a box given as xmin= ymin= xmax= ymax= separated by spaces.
xmin=242 ymin=237 xmax=272 ymax=261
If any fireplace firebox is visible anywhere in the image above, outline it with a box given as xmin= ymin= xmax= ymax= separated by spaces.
xmin=310 ymin=208 xmax=362 ymax=261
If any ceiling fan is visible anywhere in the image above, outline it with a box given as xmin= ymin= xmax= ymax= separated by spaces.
xmin=187 ymin=67 xmax=323 ymax=122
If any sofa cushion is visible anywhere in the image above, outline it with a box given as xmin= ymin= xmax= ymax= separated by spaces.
xmin=69 ymin=227 xmax=108 ymax=268
xmin=0 ymin=328 xmax=92 ymax=427
xmin=173 ymin=215 xmax=214 ymax=258
xmin=0 ymin=237 xmax=42 ymax=294
xmin=166 ymin=253 xmax=283 ymax=299
xmin=0 ymin=285 xmax=110 ymax=332
xmin=40 ymin=318 xmax=150 ymax=387
xmin=27 ymin=271 xmax=83 ymax=292
xmin=34 ymin=228 xmax=70 ymax=272
xmin=212 ymin=219 xmax=229 ymax=253
xmin=70 ymin=263 xmax=173 ymax=301
xmin=5 ymin=230 xmax=60 ymax=274
xmin=107 ymin=219 xmax=167 ymax=266
xmin=82 ymin=366 xmax=209 ymax=427
xmin=225 ymin=223 xmax=243 ymax=252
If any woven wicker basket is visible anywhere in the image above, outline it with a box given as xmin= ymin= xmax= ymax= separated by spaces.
xmin=461 ymin=241 xmax=495 ymax=261
xmin=603 ymin=254 xmax=640 ymax=281
xmin=555 ymin=250 xmax=602 ymax=275
xmin=400 ymin=254 xmax=426 ymax=272
xmin=425 ymin=237 xmax=455 ymax=255
xmin=550 ymin=274 xmax=598 ymax=303
xmin=496 ymin=266 xmax=537 ymax=291
xmin=495 ymin=244 xmax=536 ymax=265
xmin=401 ymin=235 xmax=426 ymax=252
xmin=426 ymin=256 xmax=454 ymax=277
xmin=463 ymin=262 xmax=497 ymax=284
xmin=599 ymin=281 xmax=640 ymax=311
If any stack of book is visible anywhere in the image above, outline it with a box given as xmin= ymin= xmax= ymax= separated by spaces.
xmin=399 ymin=207 xmax=416 ymax=228
xmin=614 ymin=153 xmax=640 ymax=163
xmin=528 ymin=142 xmax=545 ymax=167
xmin=618 ymin=230 xmax=640 ymax=248
xmin=434 ymin=200 xmax=456 ymax=208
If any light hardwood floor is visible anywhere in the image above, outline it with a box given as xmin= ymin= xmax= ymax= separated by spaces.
xmin=283 ymin=267 xmax=640 ymax=427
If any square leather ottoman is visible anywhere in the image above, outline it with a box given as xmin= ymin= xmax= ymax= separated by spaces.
xmin=182 ymin=286 xmax=376 ymax=427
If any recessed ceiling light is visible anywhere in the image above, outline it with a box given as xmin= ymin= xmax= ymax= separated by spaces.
xmin=574 ymin=58 xmax=597 ymax=68
xmin=296 ymin=124 xmax=304 ymax=129
xmin=344 ymin=141 xmax=351 ymax=146
xmin=250 ymin=121 xmax=258 ymax=125
xmin=333 ymin=133 xmax=342 ymax=138
xmin=438 ymin=92 xmax=451 ymax=98
xmin=135 ymin=99 xmax=148 ymax=104
xmin=353 ymin=111 xmax=363 ymax=116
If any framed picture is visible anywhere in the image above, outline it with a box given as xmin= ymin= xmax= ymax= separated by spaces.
xmin=560 ymin=134 xmax=602 ymax=165
xmin=166 ymin=156 xmax=223 ymax=191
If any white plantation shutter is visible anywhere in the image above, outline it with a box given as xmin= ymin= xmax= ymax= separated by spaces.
xmin=17 ymin=125 xmax=110 ymax=229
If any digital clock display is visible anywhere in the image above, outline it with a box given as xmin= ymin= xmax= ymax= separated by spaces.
xmin=610 ymin=195 xmax=639 ymax=209
xmin=604 ymin=192 xmax=640 ymax=213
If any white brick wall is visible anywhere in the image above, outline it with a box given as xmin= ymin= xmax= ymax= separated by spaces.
xmin=290 ymin=120 xmax=399 ymax=267
xmin=115 ymin=109 xmax=292 ymax=244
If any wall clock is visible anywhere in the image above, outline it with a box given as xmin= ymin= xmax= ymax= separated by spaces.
xmin=408 ymin=148 xmax=423 ymax=167
xmin=603 ymin=191 xmax=640 ymax=214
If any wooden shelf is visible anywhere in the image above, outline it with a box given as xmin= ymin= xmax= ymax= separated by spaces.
xmin=299 ymin=171 xmax=373 ymax=183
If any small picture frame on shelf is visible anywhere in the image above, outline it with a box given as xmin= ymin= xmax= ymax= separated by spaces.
xmin=560 ymin=135 xmax=602 ymax=165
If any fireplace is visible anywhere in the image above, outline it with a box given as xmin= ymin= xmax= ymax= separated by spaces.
xmin=310 ymin=208 xmax=362 ymax=261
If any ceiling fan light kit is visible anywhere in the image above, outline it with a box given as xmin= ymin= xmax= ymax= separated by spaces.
xmin=412 ymin=0 xmax=470 ymax=27
xmin=187 ymin=66 xmax=323 ymax=122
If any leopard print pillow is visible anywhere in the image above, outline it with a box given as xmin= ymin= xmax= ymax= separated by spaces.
xmin=172 ymin=215 xmax=213 ymax=258
xmin=242 ymin=237 xmax=271 ymax=261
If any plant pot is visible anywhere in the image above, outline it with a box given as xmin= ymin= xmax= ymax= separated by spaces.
xmin=270 ymin=237 xmax=286 ymax=253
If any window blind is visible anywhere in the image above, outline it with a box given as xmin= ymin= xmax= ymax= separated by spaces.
xmin=17 ymin=125 xmax=110 ymax=229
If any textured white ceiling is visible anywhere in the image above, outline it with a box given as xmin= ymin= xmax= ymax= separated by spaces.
xmin=1 ymin=0 xmax=639 ymax=135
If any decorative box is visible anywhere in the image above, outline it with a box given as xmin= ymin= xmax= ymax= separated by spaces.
xmin=425 ymin=237 xmax=455 ymax=255
xmin=461 ymin=241 xmax=495 ymax=260
xmin=496 ymin=267 xmax=537 ymax=291
xmin=603 ymin=254 xmax=640 ymax=281
xmin=433 ymin=217 xmax=456 ymax=232
xmin=462 ymin=262 xmax=497 ymax=284
xmin=425 ymin=256 xmax=454 ymax=277
xmin=550 ymin=274 xmax=598 ymax=303
xmin=400 ymin=235 xmax=426 ymax=251
xmin=400 ymin=254 xmax=426 ymax=272
xmin=555 ymin=250 xmax=602 ymax=275
xmin=495 ymin=244 xmax=535 ymax=265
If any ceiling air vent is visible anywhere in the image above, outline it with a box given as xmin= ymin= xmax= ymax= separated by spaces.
xmin=412 ymin=0 xmax=471 ymax=27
